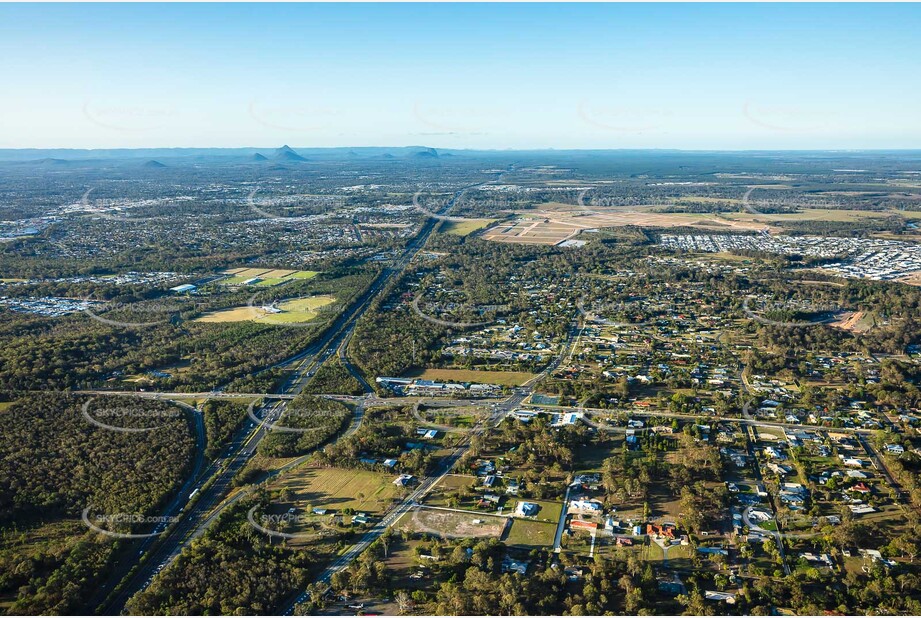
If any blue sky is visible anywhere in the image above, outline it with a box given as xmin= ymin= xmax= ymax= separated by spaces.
xmin=0 ymin=3 xmax=919 ymax=150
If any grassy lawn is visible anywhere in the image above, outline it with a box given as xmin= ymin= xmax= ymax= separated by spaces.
xmin=503 ymin=518 xmax=556 ymax=549
xmin=404 ymin=367 xmax=536 ymax=386
xmin=261 ymin=296 xmax=336 ymax=323
xmin=286 ymin=270 xmax=320 ymax=280
xmin=196 ymin=295 xmax=335 ymax=324
xmin=522 ymin=499 xmax=564 ymax=524
xmin=254 ymin=277 xmax=289 ymax=287
xmin=260 ymin=269 xmax=297 ymax=278
xmin=272 ymin=467 xmax=399 ymax=514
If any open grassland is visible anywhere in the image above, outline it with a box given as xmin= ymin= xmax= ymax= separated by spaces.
xmin=405 ymin=367 xmax=536 ymax=386
xmin=723 ymin=208 xmax=912 ymax=224
xmin=422 ymin=474 xmax=478 ymax=507
xmin=440 ymin=219 xmax=496 ymax=236
xmin=273 ymin=467 xmax=399 ymax=514
xmin=196 ymin=295 xmax=335 ymax=324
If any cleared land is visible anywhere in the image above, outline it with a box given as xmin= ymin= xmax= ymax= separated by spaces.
xmin=722 ymin=208 xmax=912 ymax=224
xmin=440 ymin=219 xmax=496 ymax=236
xmin=196 ymin=295 xmax=336 ymax=324
xmin=400 ymin=507 xmax=509 ymax=539
xmin=273 ymin=467 xmax=399 ymax=514
xmin=482 ymin=209 xmax=769 ymax=246
xmin=830 ymin=310 xmax=875 ymax=333
xmin=404 ymin=368 xmax=536 ymax=386
xmin=482 ymin=206 xmax=921 ymax=246
xmin=898 ymin=272 xmax=921 ymax=287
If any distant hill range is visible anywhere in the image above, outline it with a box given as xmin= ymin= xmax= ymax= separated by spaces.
xmin=3 ymin=146 xmax=910 ymax=168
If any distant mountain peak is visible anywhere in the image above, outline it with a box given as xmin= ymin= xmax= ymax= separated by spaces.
xmin=143 ymin=159 xmax=166 ymax=168
xmin=273 ymin=145 xmax=307 ymax=162
xmin=411 ymin=147 xmax=439 ymax=159
xmin=252 ymin=153 xmax=269 ymax=161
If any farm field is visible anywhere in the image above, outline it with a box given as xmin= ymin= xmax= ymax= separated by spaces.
xmin=404 ymin=367 xmax=536 ymax=386
xmin=195 ymin=295 xmax=335 ymax=324
xmin=271 ymin=467 xmax=399 ymax=514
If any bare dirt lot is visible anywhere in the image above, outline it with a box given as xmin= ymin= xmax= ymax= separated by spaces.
xmin=399 ymin=506 xmax=509 ymax=539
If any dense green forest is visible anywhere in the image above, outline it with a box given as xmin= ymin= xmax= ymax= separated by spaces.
xmin=257 ymin=395 xmax=352 ymax=458
xmin=202 ymin=399 xmax=248 ymax=459
xmin=124 ymin=496 xmax=315 ymax=615
xmin=301 ymin=361 xmax=366 ymax=396
xmin=0 ymin=393 xmax=195 ymax=614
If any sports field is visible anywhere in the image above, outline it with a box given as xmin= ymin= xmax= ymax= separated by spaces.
xmin=219 ymin=268 xmax=319 ymax=286
xmin=273 ymin=467 xmax=399 ymax=514
xmin=196 ymin=295 xmax=335 ymax=324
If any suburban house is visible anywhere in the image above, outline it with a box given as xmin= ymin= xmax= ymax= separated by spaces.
xmin=570 ymin=499 xmax=603 ymax=513
xmin=571 ymin=519 xmax=600 ymax=532
xmin=515 ymin=501 xmax=539 ymax=517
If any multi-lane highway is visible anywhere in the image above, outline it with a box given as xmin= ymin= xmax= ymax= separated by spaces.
xmin=98 ymin=176 xmax=504 ymax=615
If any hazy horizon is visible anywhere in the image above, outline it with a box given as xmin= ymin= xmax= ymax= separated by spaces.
xmin=2 ymin=3 xmax=919 ymax=151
